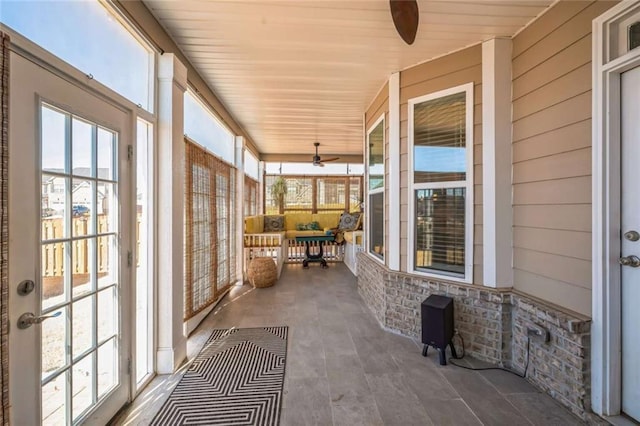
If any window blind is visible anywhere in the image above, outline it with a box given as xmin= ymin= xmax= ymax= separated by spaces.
xmin=413 ymin=92 xmax=466 ymax=184
xmin=184 ymin=140 xmax=236 ymax=320
xmin=244 ymin=176 xmax=258 ymax=216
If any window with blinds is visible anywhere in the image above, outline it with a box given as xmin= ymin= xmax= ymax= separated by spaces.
xmin=184 ymin=141 xmax=236 ymax=320
xmin=410 ymin=85 xmax=472 ymax=279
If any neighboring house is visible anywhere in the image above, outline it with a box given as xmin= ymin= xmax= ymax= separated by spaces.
xmin=41 ymin=168 xmax=110 ymax=214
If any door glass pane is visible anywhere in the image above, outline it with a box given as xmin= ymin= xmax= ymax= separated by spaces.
xmin=72 ymin=179 xmax=93 ymax=237
xmin=42 ymin=175 xmax=68 ymax=239
xmin=98 ymin=287 xmax=116 ymax=343
xmin=42 ymin=242 xmax=68 ymax=310
xmin=97 ymin=235 xmax=116 ymax=288
xmin=41 ymin=307 xmax=68 ymax=380
xmin=72 ymin=238 xmax=94 ymax=298
xmin=72 ymin=118 xmax=94 ymax=178
xmin=98 ymin=338 xmax=117 ymax=398
xmin=42 ymin=105 xmax=68 ymax=173
xmin=72 ymin=295 xmax=94 ymax=358
xmin=39 ymin=103 xmax=122 ymax=424
xmin=72 ymin=354 xmax=95 ymax=421
xmin=42 ymin=372 xmax=68 ymax=426
xmin=97 ymin=127 xmax=115 ymax=181
xmin=97 ymin=182 xmax=115 ymax=234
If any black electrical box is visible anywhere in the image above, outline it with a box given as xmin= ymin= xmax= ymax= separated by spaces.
xmin=421 ymin=294 xmax=457 ymax=365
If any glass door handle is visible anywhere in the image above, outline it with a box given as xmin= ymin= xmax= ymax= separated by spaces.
xmin=17 ymin=311 xmax=61 ymax=329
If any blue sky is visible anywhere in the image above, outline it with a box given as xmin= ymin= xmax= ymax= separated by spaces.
xmin=414 ymin=146 xmax=466 ymax=173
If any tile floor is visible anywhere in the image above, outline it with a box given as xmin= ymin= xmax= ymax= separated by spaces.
xmin=112 ymin=263 xmax=585 ymax=425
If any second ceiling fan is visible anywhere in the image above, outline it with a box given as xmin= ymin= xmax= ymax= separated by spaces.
xmin=312 ymin=142 xmax=339 ymax=167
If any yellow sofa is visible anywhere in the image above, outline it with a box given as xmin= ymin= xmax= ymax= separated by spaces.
xmin=243 ymin=212 xmax=342 ymax=279
xmin=243 ymin=212 xmax=362 ymax=279
xmin=245 ymin=212 xmax=343 ymax=239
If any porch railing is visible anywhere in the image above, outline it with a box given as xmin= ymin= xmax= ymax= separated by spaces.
xmin=285 ymin=238 xmax=344 ymax=263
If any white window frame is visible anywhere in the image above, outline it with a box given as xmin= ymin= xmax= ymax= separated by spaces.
xmin=407 ymin=83 xmax=474 ymax=283
xmin=366 ymin=114 xmax=385 ymax=264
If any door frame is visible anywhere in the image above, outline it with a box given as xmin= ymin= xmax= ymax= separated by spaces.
xmin=592 ymin=1 xmax=640 ymax=418
xmin=2 ymin=24 xmax=157 ymax=421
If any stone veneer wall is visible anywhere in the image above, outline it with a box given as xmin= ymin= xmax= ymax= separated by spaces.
xmin=510 ymin=293 xmax=592 ymax=418
xmin=357 ymin=253 xmax=592 ymax=420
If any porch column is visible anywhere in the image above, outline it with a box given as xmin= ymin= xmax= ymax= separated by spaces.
xmin=235 ymin=136 xmax=245 ymax=283
xmin=156 ymin=53 xmax=188 ymax=373
xmin=388 ymin=72 xmax=400 ymax=270
xmin=482 ymin=38 xmax=513 ymax=288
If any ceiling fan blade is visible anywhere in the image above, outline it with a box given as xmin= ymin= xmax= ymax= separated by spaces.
xmin=320 ymin=157 xmax=340 ymax=163
xmin=390 ymin=0 xmax=419 ymax=45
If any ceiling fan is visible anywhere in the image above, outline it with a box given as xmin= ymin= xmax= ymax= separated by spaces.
xmin=390 ymin=0 xmax=419 ymax=45
xmin=312 ymin=142 xmax=339 ymax=167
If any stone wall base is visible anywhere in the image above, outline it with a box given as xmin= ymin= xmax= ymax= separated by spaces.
xmin=357 ymin=253 xmax=591 ymax=420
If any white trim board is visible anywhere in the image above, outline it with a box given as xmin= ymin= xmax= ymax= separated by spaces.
xmin=482 ymin=38 xmax=513 ymax=288
xmin=388 ymin=73 xmax=400 ymax=271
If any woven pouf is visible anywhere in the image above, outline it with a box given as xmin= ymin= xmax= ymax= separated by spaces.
xmin=248 ymin=257 xmax=277 ymax=288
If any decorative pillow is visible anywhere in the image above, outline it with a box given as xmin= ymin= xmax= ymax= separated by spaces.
xmin=338 ymin=212 xmax=361 ymax=231
xmin=264 ymin=215 xmax=284 ymax=232
xmin=296 ymin=221 xmax=321 ymax=231
xmin=307 ymin=221 xmax=320 ymax=230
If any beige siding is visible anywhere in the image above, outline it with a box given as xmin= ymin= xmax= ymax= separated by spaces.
xmin=511 ymin=1 xmax=617 ymax=316
xmin=365 ymin=82 xmax=388 ymax=130
xmin=398 ymin=45 xmax=483 ymax=283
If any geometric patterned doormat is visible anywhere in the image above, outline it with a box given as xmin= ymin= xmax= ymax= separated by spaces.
xmin=151 ymin=327 xmax=288 ymax=426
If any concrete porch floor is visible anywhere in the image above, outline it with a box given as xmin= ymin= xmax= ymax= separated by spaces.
xmin=113 ymin=263 xmax=584 ymax=425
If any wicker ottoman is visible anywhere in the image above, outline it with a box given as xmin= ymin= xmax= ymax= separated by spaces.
xmin=248 ymin=257 xmax=277 ymax=288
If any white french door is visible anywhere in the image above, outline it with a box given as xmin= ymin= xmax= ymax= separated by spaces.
xmin=8 ymin=53 xmax=132 ymax=424
xmin=621 ymin=65 xmax=640 ymax=422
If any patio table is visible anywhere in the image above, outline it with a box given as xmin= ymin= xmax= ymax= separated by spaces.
xmin=295 ymin=235 xmax=335 ymax=269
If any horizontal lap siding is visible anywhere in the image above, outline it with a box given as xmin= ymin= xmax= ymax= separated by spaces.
xmin=511 ymin=0 xmax=617 ymax=316
xmin=399 ymin=45 xmax=483 ymax=283
xmin=365 ymin=83 xmax=389 ymax=260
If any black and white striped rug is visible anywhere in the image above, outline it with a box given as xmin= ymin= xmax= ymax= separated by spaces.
xmin=151 ymin=327 xmax=288 ymax=426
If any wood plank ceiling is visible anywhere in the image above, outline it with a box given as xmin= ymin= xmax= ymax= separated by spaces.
xmin=143 ymin=0 xmax=553 ymax=160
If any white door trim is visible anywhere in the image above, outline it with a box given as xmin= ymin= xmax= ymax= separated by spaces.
xmin=592 ymin=1 xmax=640 ymax=417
